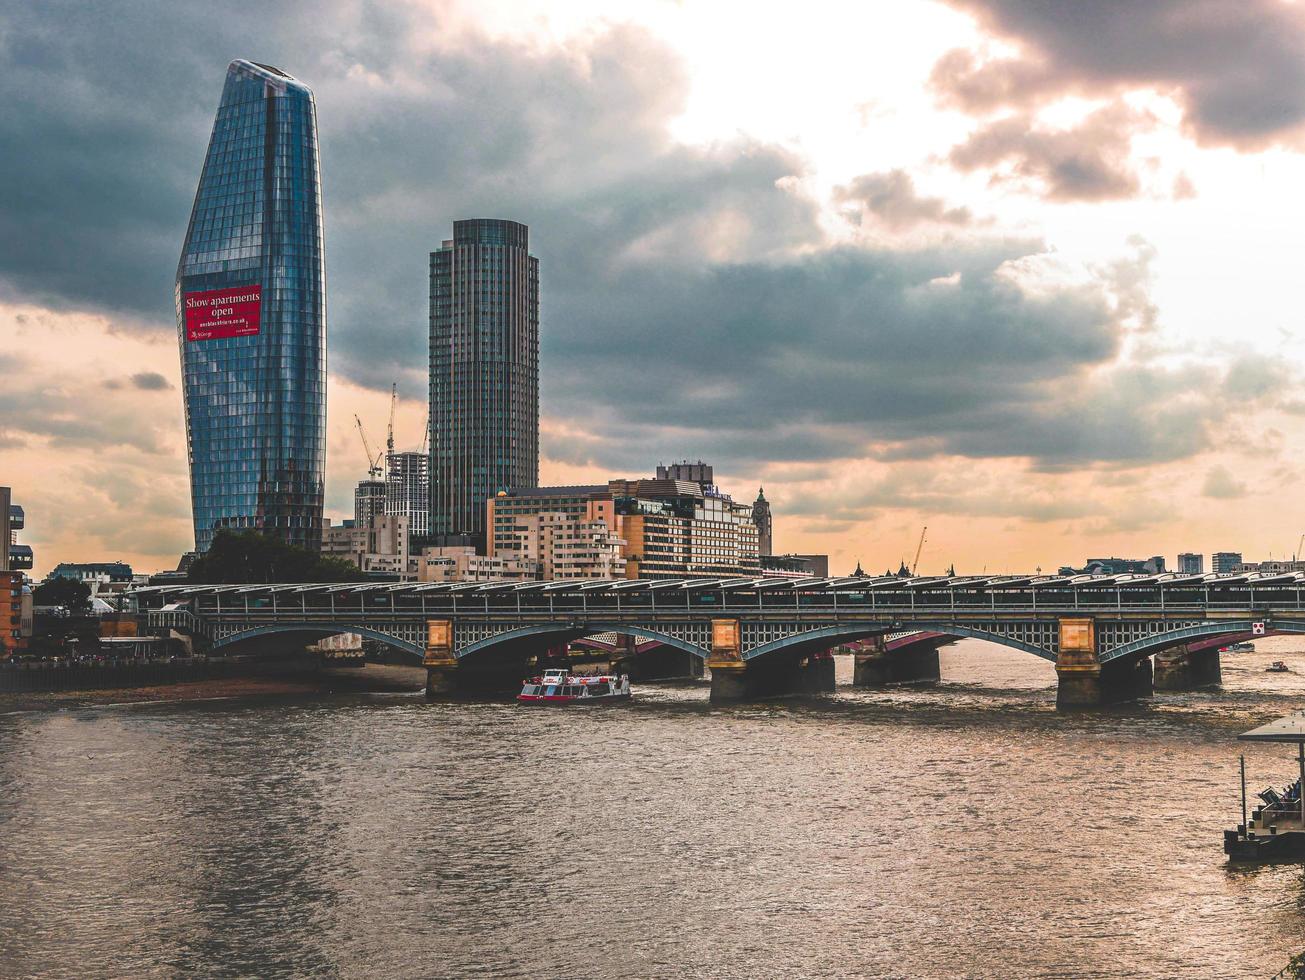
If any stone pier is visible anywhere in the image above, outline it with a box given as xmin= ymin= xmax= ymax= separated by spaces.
xmin=707 ymin=618 xmax=748 ymax=701
xmin=852 ymin=636 xmax=941 ymax=686
xmin=707 ymin=619 xmax=815 ymax=700
xmin=1055 ymin=617 xmax=1153 ymax=707
xmin=423 ymin=619 xmax=458 ymax=696
xmin=1154 ymin=643 xmax=1222 ymax=691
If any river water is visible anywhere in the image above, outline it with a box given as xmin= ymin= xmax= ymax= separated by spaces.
xmin=4 ymin=638 xmax=1305 ymax=978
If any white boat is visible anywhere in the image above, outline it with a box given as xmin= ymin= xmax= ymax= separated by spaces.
xmin=517 ymin=668 xmax=632 ymax=704
xmin=1220 ymin=642 xmax=1255 ymax=653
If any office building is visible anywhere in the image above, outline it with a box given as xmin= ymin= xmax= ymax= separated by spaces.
xmin=0 ymin=487 xmax=31 ymax=657
xmin=487 ymin=486 xmax=613 ymax=559
xmin=1233 ymin=560 xmax=1305 ymax=574
xmin=762 ymin=553 xmax=830 ymax=578
xmin=509 ymin=512 xmax=626 ymax=580
xmin=752 ymin=488 xmax=772 ymax=557
xmin=47 ymin=561 xmax=136 ymax=599
xmin=355 ymin=479 xmax=386 ymax=529
xmin=1 ymin=487 xmax=32 ymax=575
xmin=1212 ymin=552 xmax=1243 ymax=574
xmin=1177 ymin=553 xmax=1204 ymax=574
xmin=176 ymin=60 xmax=327 ymax=553
xmin=418 ymin=547 xmax=538 ymax=583
xmin=429 ymin=219 xmax=539 ymax=547
xmin=487 ymin=466 xmax=760 ymax=580
xmin=657 ymin=460 xmax=716 ymax=488
xmin=323 ymin=515 xmax=410 ymax=578
xmin=1058 ymin=556 xmax=1166 ymax=576
xmin=47 ymin=561 xmax=134 ymax=585
xmin=386 ymin=450 xmax=430 ymax=544
xmin=614 ymin=479 xmax=759 ymax=579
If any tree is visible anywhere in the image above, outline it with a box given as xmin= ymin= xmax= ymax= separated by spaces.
xmin=187 ymin=530 xmax=368 ymax=584
xmin=33 ymin=577 xmax=92 ymax=613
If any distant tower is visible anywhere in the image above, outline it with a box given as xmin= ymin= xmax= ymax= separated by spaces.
xmin=429 ymin=219 xmax=539 ymax=547
xmin=176 ymin=60 xmax=326 ymax=553
xmin=386 ymin=450 xmax=430 ymax=543
xmin=354 ymin=479 xmax=386 ymax=528
xmin=752 ymin=488 xmax=772 ymax=557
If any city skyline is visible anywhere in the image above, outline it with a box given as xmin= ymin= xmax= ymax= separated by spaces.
xmin=5 ymin=2 xmax=1305 ymax=577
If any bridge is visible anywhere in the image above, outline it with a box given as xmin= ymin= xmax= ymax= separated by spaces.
xmin=128 ymin=573 xmax=1305 ymax=705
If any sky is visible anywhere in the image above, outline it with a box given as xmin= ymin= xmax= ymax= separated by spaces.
xmin=3 ymin=0 xmax=1305 ymax=577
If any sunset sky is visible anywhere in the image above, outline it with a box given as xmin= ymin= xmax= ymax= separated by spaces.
xmin=4 ymin=0 xmax=1305 ymax=577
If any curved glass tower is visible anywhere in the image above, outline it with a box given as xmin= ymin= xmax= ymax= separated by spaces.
xmin=176 ymin=60 xmax=326 ymax=553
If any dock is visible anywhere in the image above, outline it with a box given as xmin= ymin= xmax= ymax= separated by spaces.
xmin=1225 ymin=712 xmax=1305 ymax=861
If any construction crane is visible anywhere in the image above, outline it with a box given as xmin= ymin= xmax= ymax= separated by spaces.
xmin=911 ymin=525 xmax=928 ymax=576
xmin=386 ymin=382 xmax=397 ymax=457
xmin=353 ymin=414 xmax=384 ymax=480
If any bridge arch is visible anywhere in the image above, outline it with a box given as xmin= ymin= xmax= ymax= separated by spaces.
xmin=742 ymin=623 xmax=1059 ymax=663
xmin=456 ymin=623 xmax=710 ymax=662
xmin=1098 ymin=619 xmax=1305 ymax=663
xmin=213 ymin=623 xmax=425 ymax=660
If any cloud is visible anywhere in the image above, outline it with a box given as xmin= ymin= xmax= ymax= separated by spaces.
xmin=832 ymin=169 xmax=972 ymax=228
xmin=1201 ymin=464 xmax=1248 ymax=500
xmin=0 ymin=0 xmax=1280 ymax=481
xmin=129 ymin=371 xmax=172 ymax=391
xmin=948 ymin=102 xmax=1152 ymax=201
xmin=933 ymin=1 xmax=1305 ymax=150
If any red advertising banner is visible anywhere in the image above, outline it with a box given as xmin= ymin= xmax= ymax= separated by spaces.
xmin=184 ymin=284 xmax=262 ymax=341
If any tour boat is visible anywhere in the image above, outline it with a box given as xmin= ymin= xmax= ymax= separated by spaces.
xmin=1268 ymin=661 xmax=1291 ymax=673
xmin=1220 ymin=642 xmax=1255 ymax=653
xmin=517 ymin=668 xmax=631 ymax=704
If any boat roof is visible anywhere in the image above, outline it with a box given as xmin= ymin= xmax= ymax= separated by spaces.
xmin=1239 ymin=712 xmax=1305 ymax=743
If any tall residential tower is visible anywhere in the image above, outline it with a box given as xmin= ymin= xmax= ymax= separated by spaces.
xmin=176 ymin=60 xmax=327 ymax=553
xmin=429 ymin=219 xmax=539 ymax=546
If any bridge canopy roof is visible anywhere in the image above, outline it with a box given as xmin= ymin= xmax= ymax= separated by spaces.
xmin=128 ymin=570 xmax=1305 ymax=602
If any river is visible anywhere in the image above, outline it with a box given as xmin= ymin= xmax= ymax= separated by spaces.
xmin=3 ymin=638 xmax=1305 ymax=978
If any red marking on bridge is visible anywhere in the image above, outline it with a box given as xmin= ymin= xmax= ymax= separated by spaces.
xmin=1185 ymin=630 xmax=1277 ymax=653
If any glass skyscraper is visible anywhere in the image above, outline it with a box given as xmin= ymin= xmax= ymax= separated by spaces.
xmin=429 ymin=219 xmax=539 ymax=545
xmin=175 ymin=60 xmax=326 ymax=553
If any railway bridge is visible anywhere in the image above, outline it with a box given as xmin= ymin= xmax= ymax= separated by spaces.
xmin=129 ymin=573 xmax=1305 ymax=705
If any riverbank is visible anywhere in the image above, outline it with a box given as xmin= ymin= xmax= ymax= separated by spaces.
xmin=0 ymin=662 xmax=426 ymax=713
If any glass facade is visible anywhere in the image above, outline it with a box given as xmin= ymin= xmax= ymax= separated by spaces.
xmin=429 ymin=219 xmax=539 ymax=545
xmin=176 ymin=60 xmax=326 ymax=553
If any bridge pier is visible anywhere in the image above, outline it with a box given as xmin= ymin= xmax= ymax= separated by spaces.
xmin=1154 ymin=644 xmax=1222 ymax=691
xmin=708 ymin=619 xmax=748 ymax=701
xmin=801 ymin=651 xmax=837 ymax=694
xmin=853 ymin=637 xmax=941 ymax=686
xmin=1055 ymin=617 xmax=1153 ymax=707
xmin=708 ymin=620 xmax=835 ymax=699
xmin=423 ymin=619 xmax=528 ymax=697
xmin=424 ymin=619 xmax=458 ymax=697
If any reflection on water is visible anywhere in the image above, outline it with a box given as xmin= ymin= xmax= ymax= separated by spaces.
xmin=4 ymin=639 xmax=1305 ymax=978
